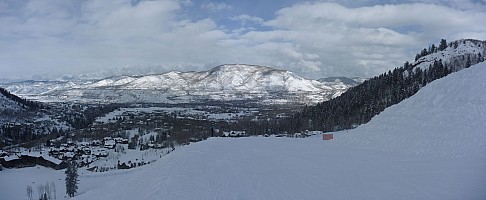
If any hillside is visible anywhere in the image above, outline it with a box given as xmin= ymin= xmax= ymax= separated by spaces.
xmin=0 ymin=88 xmax=68 ymax=147
xmin=0 ymin=88 xmax=40 ymax=124
xmin=291 ymin=39 xmax=486 ymax=132
xmin=0 ymin=65 xmax=360 ymax=105
xmin=340 ymin=60 xmax=486 ymax=157
xmin=0 ymin=88 xmax=24 ymax=113
xmin=61 ymin=61 xmax=486 ymax=200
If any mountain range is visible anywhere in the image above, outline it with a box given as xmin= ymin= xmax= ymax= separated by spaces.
xmin=1 ymin=65 xmax=362 ymax=105
xmin=2 ymin=39 xmax=483 ymax=106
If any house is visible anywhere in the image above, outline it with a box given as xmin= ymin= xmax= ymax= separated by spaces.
xmin=104 ymin=139 xmax=116 ymax=149
xmin=0 ymin=150 xmax=8 ymax=158
xmin=114 ymin=138 xmax=129 ymax=144
xmin=222 ymin=131 xmax=246 ymax=137
xmin=92 ymin=148 xmax=108 ymax=157
xmin=322 ymin=134 xmax=334 ymax=140
xmin=117 ymin=161 xmax=130 ymax=169
xmin=61 ymin=152 xmax=76 ymax=160
xmin=91 ymin=140 xmax=102 ymax=146
xmin=0 ymin=154 xmax=67 ymax=170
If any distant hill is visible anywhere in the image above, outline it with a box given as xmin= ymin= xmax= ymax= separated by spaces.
xmin=317 ymin=77 xmax=363 ymax=86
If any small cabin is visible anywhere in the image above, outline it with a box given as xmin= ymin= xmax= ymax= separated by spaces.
xmin=322 ymin=134 xmax=333 ymax=140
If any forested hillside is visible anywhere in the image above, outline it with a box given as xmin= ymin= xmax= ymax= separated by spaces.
xmin=288 ymin=39 xmax=486 ymax=132
xmin=0 ymin=87 xmax=43 ymax=110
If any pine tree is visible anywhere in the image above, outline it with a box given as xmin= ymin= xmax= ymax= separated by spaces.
xmin=466 ymin=55 xmax=471 ymax=68
xmin=415 ymin=53 xmax=421 ymax=61
xmin=65 ymin=160 xmax=78 ymax=197
xmin=439 ymin=39 xmax=447 ymax=51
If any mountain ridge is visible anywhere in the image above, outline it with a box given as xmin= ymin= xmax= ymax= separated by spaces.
xmin=1 ymin=64 xmax=361 ymax=105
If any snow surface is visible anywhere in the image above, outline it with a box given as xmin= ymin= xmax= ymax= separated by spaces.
xmin=413 ymin=39 xmax=486 ymax=70
xmin=67 ymin=137 xmax=485 ymax=200
xmin=337 ymin=61 xmax=486 ymax=158
xmin=2 ymin=62 xmax=486 ymax=200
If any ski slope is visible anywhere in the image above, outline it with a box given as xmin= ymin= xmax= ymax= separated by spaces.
xmin=67 ymin=137 xmax=484 ymax=200
xmin=2 ymin=62 xmax=486 ymax=200
xmin=338 ymin=61 xmax=486 ymax=158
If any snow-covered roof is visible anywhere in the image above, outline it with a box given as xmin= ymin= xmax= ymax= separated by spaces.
xmin=3 ymin=155 xmax=20 ymax=162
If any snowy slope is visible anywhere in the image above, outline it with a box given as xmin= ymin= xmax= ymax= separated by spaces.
xmin=412 ymin=39 xmax=486 ymax=70
xmin=0 ymin=89 xmax=29 ymax=124
xmin=1 ymin=65 xmax=358 ymax=104
xmin=0 ymin=90 xmax=24 ymax=112
xmin=62 ymin=62 xmax=486 ymax=200
xmin=337 ymin=61 xmax=486 ymax=158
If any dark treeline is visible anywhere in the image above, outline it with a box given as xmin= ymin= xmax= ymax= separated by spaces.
xmin=284 ymin=39 xmax=485 ymax=133
xmin=63 ymin=104 xmax=121 ymax=129
xmin=0 ymin=87 xmax=44 ymax=109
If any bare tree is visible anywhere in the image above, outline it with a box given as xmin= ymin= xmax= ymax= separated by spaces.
xmin=50 ymin=181 xmax=57 ymax=200
xmin=26 ymin=185 xmax=33 ymax=200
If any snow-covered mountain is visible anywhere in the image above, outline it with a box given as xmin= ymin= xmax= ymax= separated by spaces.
xmin=2 ymin=40 xmax=482 ymax=105
xmin=0 ymin=65 xmax=359 ymax=105
xmin=317 ymin=77 xmax=365 ymax=98
xmin=412 ymin=39 xmax=485 ymax=71
xmin=63 ymin=61 xmax=486 ymax=200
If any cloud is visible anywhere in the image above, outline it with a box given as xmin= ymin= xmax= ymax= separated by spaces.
xmin=201 ymin=2 xmax=232 ymax=12
xmin=1 ymin=0 xmax=486 ymax=81
xmin=230 ymin=15 xmax=264 ymax=24
xmin=257 ymin=1 xmax=486 ymax=76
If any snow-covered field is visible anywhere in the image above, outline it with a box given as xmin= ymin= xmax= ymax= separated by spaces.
xmin=2 ymin=62 xmax=486 ymax=200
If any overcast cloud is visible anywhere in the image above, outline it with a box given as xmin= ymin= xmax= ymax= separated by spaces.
xmin=1 ymin=0 xmax=486 ymax=81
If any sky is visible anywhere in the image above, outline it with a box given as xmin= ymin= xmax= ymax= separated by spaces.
xmin=1 ymin=0 xmax=486 ymax=81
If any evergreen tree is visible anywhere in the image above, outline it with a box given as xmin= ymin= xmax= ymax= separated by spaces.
xmin=439 ymin=39 xmax=447 ymax=51
xmin=415 ymin=53 xmax=421 ymax=61
xmin=65 ymin=160 xmax=78 ymax=197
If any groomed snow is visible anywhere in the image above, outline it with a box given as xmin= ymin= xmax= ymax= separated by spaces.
xmin=68 ymin=137 xmax=485 ymax=200
xmin=338 ymin=61 xmax=486 ymax=158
